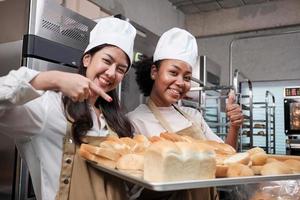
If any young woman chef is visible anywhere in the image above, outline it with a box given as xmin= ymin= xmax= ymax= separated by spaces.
xmin=0 ymin=17 xmax=136 ymax=200
xmin=127 ymin=27 xmax=243 ymax=200
xmin=128 ymin=27 xmax=243 ymax=148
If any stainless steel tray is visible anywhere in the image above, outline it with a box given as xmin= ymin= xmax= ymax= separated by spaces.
xmin=88 ymin=161 xmax=300 ymax=191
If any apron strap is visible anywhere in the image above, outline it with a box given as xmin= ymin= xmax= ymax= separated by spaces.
xmin=147 ymin=98 xmax=206 ymax=139
xmin=56 ymin=121 xmax=76 ymax=200
xmin=172 ymin=103 xmax=206 ymax=140
xmin=147 ymin=98 xmax=174 ymax=132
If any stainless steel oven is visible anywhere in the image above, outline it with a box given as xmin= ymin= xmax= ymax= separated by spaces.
xmin=284 ymin=87 xmax=300 ymax=155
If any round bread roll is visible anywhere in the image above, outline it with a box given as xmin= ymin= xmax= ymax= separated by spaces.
xmin=247 ymin=147 xmax=266 ymax=155
xmin=227 ymin=163 xmax=254 ymax=177
xmin=251 ymin=152 xmax=268 ymax=166
xmin=261 ymin=161 xmax=293 ymax=175
xmin=283 ymin=159 xmax=300 ymax=173
xmin=251 ymin=165 xmax=262 ymax=175
xmin=133 ymin=134 xmax=149 ymax=144
xmin=224 ymin=152 xmax=250 ymax=165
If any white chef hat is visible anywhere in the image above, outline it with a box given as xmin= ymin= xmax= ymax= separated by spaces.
xmin=84 ymin=17 xmax=136 ymax=66
xmin=153 ymin=27 xmax=198 ymax=70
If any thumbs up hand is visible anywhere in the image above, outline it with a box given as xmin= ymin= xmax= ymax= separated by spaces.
xmin=226 ymin=90 xmax=243 ymax=128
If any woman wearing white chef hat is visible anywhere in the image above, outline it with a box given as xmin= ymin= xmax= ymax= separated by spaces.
xmin=128 ymin=27 xmax=243 ymax=199
xmin=0 ymin=17 xmax=136 ymax=200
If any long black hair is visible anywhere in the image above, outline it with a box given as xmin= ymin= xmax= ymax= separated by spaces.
xmin=63 ymin=44 xmax=133 ymax=143
xmin=133 ymin=57 xmax=162 ymax=97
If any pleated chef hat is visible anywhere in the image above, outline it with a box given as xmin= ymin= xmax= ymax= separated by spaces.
xmin=84 ymin=17 xmax=136 ymax=66
xmin=153 ymin=27 xmax=198 ymax=70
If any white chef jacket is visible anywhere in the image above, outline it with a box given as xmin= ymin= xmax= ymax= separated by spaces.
xmin=0 ymin=67 xmax=110 ymax=200
xmin=127 ymin=103 xmax=223 ymax=142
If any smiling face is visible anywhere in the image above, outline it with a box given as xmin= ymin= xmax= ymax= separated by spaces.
xmin=83 ymin=45 xmax=129 ymax=94
xmin=150 ymin=59 xmax=192 ymax=107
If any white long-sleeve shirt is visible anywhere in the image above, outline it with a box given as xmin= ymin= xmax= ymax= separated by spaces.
xmin=0 ymin=67 xmax=109 ymax=200
xmin=127 ymin=103 xmax=223 ymax=142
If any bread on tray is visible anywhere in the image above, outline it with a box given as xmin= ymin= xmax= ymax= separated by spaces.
xmin=79 ymin=133 xmax=300 ymax=182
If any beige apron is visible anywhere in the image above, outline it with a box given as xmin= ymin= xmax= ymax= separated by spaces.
xmin=138 ymin=99 xmax=218 ymax=200
xmin=55 ymin=122 xmax=128 ymax=200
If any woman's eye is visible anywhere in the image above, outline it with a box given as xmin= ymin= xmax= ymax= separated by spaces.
xmin=184 ymin=76 xmax=192 ymax=82
xmin=117 ymin=67 xmax=126 ymax=74
xmin=103 ymin=58 xmax=111 ymax=64
xmin=169 ymin=71 xmax=177 ymax=76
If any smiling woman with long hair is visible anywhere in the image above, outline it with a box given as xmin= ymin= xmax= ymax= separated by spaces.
xmin=0 ymin=17 xmax=136 ymax=200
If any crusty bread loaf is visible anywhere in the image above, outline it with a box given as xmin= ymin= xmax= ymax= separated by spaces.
xmin=116 ymin=153 xmax=144 ymax=171
xmin=144 ymin=140 xmax=216 ymax=182
xmin=79 ymin=147 xmax=116 ymax=169
xmin=223 ymin=152 xmax=250 ymax=166
xmin=283 ymin=159 xmax=300 ymax=173
xmin=261 ymin=161 xmax=293 ymax=175
xmin=81 ymin=143 xmax=121 ymax=161
xmin=227 ymin=163 xmax=254 ymax=177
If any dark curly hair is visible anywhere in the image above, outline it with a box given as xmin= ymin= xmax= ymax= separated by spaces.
xmin=133 ymin=57 xmax=162 ymax=96
xmin=63 ymin=44 xmax=133 ymax=143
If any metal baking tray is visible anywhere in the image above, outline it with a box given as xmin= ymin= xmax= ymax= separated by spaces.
xmin=88 ymin=161 xmax=300 ymax=191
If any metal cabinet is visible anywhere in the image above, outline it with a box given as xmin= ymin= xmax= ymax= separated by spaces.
xmin=240 ymin=86 xmax=276 ymax=154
